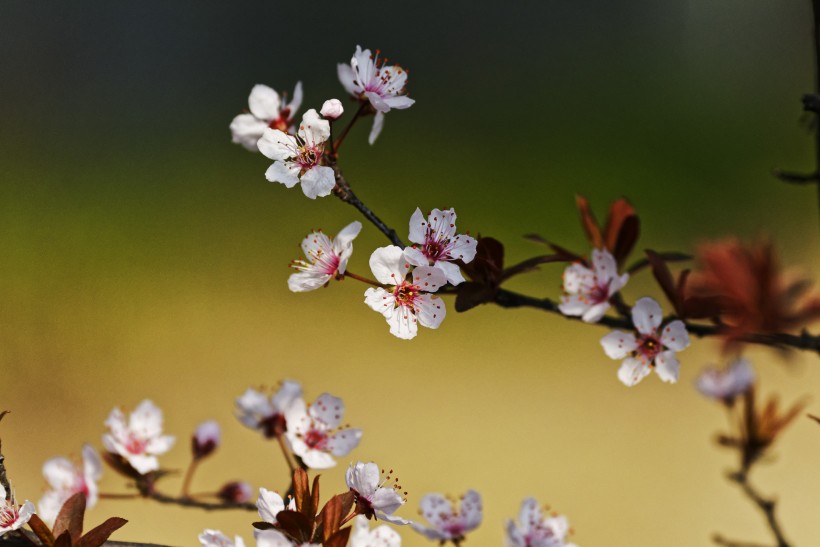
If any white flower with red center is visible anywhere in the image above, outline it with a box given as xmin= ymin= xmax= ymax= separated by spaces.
xmin=0 ymin=487 xmax=35 ymax=537
xmin=403 ymin=208 xmax=477 ymax=286
xmin=257 ymin=109 xmax=335 ymax=199
xmin=697 ymin=358 xmax=755 ymax=403
xmin=289 ymin=221 xmax=362 ymax=292
xmin=37 ymin=444 xmax=102 ymax=527
xmin=257 ymin=487 xmax=295 ymax=525
xmin=284 ymin=393 xmax=362 ymax=469
xmin=559 ymin=249 xmax=629 ymax=323
xmin=505 ymin=498 xmax=577 ymax=547
xmin=364 ymin=246 xmax=446 ymax=340
xmin=345 ymin=461 xmax=409 ymax=525
xmin=337 ymin=46 xmax=415 ymax=144
xmin=600 ymin=297 xmax=690 ymax=386
xmin=230 ymin=82 xmax=303 ymax=152
xmin=235 ymin=381 xmax=303 ymax=439
xmin=410 ymin=490 xmax=482 ymax=542
xmin=102 ymin=399 xmax=175 ymax=475
xmin=350 ymin=515 xmax=402 ymax=547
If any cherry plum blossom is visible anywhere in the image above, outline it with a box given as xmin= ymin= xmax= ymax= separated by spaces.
xmin=230 ymin=82 xmax=303 ymax=151
xmin=410 ymin=490 xmax=482 ymax=542
xmin=102 ymin=399 xmax=175 ymax=475
xmin=0 ymin=487 xmax=35 ymax=537
xmin=364 ymin=246 xmax=446 ymax=340
xmin=257 ymin=487 xmax=295 ymax=525
xmin=600 ymin=297 xmax=690 ymax=386
xmin=404 ymin=208 xmax=477 ymax=286
xmin=696 ymin=357 xmax=755 ymax=404
xmin=235 ymin=380 xmax=303 ymax=439
xmin=559 ymin=249 xmax=628 ymax=323
xmin=285 ymin=393 xmax=361 ymax=469
xmin=288 ymin=221 xmax=362 ymax=292
xmin=350 ymin=515 xmax=402 ymax=546
xmin=345 ymin=461 xmax=409 ymax=525
xmin=37 ymin=444 xmax=102 ymax=526
xmin=505 ymin=497 xmax=577 ymax=547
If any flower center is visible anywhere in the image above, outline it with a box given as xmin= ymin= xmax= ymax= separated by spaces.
xmin=125 ymin=435 xmax=148 ymax=455
xmin=423 ymin=239 xmax=448 ymax=262
xmin=394 ymin=281 xmax=421 ymax=311
xmin=637 ymin=335 xmax=662 ymax=362
xmin=303 ymin=428 xmax=328 ymax=450
xmin=0 ymin=504 xmax=19 ymax=528
xmin=268 ymin=112 xmax=291 ymax=133
xmin=295 ymin=144 xmax=322 ymax=170
xmin=587 ymin=283 xmax=608 ymax=304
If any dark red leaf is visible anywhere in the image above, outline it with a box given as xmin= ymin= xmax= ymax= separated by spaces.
xmin=612 ymin=216 xmax=640 ymax=266
xmin=308 ymin=473 xmax=321 ymax=520
xmin=53 ymin=492 xmax=86 ymax=545
xmin=323 ymin=527 xmax=352 ymax=547
xmin=292 ymin=468 xmax=309 ymax=514
xmin=502 ymin=254 xmax=573 ymax=281
xmin=101 ymin=452 xmax=143 ymax=481
xmin=76 ymin=517 xmax=127 ymax=547
xmin=276 ymin=510 xmax=312 ymax=543
xmin=455 ymin=282 xmax=497 ymax=312
xmin=252 ymin=521 xmax=276 ymax=530
xmin=320 ymin=495 xmax=343 ymax=540
xmin=575 ymin=195 xmax=604 ymax=249
xmin=53 ymin=531 xmax=72 ymax=547
xmin=603 ymin=198 xmax=637 ymax=253
xmin=27 ymin=514 xmax=55 ymax=547
xmin=645 ymin=250 xmax=682 ymax=316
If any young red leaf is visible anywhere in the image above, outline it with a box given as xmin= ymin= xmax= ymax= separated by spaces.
xmin=323 ymin=526 xmax=352 ymax=547
xmin=52 ymin=532 xmax=72 ymax=547
xmin=292 ymin=468 xmax=309 ymax=514
xmin=575 ymin=195 xmax=604 ymax=249
xmin=27 ymin=514 xmax=55 ymax=547
xmin=276 ymin=510 xmax=313 ymax=543
xmin=612 ymin=216 xmax=640 ymax=266
xmin=603 ymin=198 xmax=637 ymax=253
xmin=320 ymin=495 xmax=343 ymax=541
xmin=645 ymin=249 xmax=682 ymax=316
xmin=309 ymin=473 xmax=321 ymax=520
xmin=53 ymin=492 xmax=86 ymax=545
xmin=76 ymin=517 xmax=127 ymax=547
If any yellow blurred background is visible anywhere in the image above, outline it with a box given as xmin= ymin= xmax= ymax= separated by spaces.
xmin=2 ymin=1 xmax=820 ymax=545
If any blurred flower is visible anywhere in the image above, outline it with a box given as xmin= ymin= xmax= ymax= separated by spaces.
xmin=410 ymin=490 xmax=482 ymax=543
xmin=718 ymin=387 xmax=807 ymax=471
xmin=350 ymin=515 xmax=402 ymax=546
xmin=403 ymin=208 xmax=477 ymax=286
xmin=230 ymin=82 xmax=303 ymax=151
xmin=687 ymin=238 xmax=820 ymax=346
xmin=337 ymin=46 xmax=414 ymax=144
xmin=102 ymin=399 xmax=175 ymax=475
xmin=0 ymin=488 xmax=35 ymax=537
xmin=320 ymin=98 xmax=344 ymax=120
xmin=288 ymin=221 xmax=362 ymax=292
xmin=235 ymin=380 xmax=303 ymax=439
xmin=217 ymin=481 xmax=253 ymax=504
xmin=37 ymin=444 xmax=102 ymax=527
xmin=258 ymin=109 xmax=335 ymax=199
xmin=285 ymin=393 xmax=362 ymax=469
xmin=192 ymin=420 xmax=221 ymax=460
xmin=505 ymin=497 xmax=577 ymax=547
xmin=365 ymin=246 xmax=447 ymax=340
xmin=559 ymin=249 xmax=629 ymax=323
xmin=600 ymin=297 xmax=690 ymax=386
xmin=257 ymin=487 xmax=295 ymax=525
xmin=200 ymin=529 xmax=246 ymax=547
xmin=696 ymin=358 xmax=755 ymax=405
xmin=346 ymin=461 xmax=408 ymax=525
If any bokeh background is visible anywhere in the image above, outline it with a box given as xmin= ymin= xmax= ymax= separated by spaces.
xmin=2 ymin=1 xmax=820 ymax=545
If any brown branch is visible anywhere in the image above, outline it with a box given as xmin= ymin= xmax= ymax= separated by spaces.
xmin=712 ymin=534 xmax=775 ymax=547
xmin=491 ymin=288 xmax=820 ymax=354
xmin=147 ymin=491 xmax=256 ymax=512
xmin=725 ymin=471 xmax=791 ymax=547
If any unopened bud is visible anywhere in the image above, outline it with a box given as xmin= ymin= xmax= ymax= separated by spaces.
xmin=217 ymin=481 xmax=253 ymax=503
xmin=320 ymin=99 xmax=344 ymax=120
xmin=192 ymin=420 xmax=220 ymax=460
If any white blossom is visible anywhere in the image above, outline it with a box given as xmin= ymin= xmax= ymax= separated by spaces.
xmin=235 ymin=381 xmax=303 ymax=439
xmin=102 ymin=399 xmax=175 ymax=475
xmin=38 ymin=444 xmax=102 ymax=526
xmin=0 ymin=487 xmax=35 ymax=537
xmin=696 ymin=358 xmax=755 ymax=403
xmin=600 ymin=297 xmax=690 ymax=386
xmin=505 ymin=498 xmax=577 ymax=547
xmin=230 ymin=82 xmax=303 ymax=151
xmin=285 ymin=393 xmax=362 ymax=469
xmin=559 ymin=249 xmax=628 ymax=323
xmin=257 ymin=487 xmax=295 ymax=525
xmin=345 ymin=462 xmax=408 ymax=525
xmin=410 ymin=490 xmax=482 ymax=542
xmin=350 ymin=515 xmax=402 ymax=546
xmin=403 ymin=208 xmax=477 ymax=286
xmin=288 ymin=221 xmax=362 ymax=292
xmin=320 ymin=99 xmax=344 ymax=120
xmin=364 ymin=246 xmax=446 ymax=340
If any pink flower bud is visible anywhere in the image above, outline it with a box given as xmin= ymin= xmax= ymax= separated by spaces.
xmin=192 ymin=420 xmax=220 ymax=460
xmin=320 ymin=99 xmax=344 ymax=120
xmin=217 ymin=481 xmax=253 ymax=503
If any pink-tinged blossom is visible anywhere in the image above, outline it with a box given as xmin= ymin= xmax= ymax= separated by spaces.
xmin=697 ymin=358 xmax=755 ymax=404
xmin=199 ymin=530 xmax=247 ymax=547
xmin=217 ymin=481 xmax=253 ymax=504
xmin=410 ymin=490 xmax=482 ymax=542
xmin=289 ymin=221 xmax=362 ymax=292
xmin=235 ymin=381 xmax=303 ymax=439
xmin=404 ymin=208 xmax=477 ymax=286
xmin=230 ymin=82 xmax=304 ymax=152
xmin=102 ymin=399 xmax=175 ymax=475
xmin=600 ymin=297 xmax=690 ymax=387
xmin=350 ymin=515 xmax=402 ymax=547
xmin=0 ymin=488 xmax=35 ymax=538
xmin=37 ymin=444 xmax=102 ymax=527
xmin=257 ymin=487 xmax=295 ymax=525
xmin=199 ymin=529 xmax=313 ymax=547
xmin=559 ymin=249 xmax=629 ymax=323
xmin=320 ymin=99 xmax=344 ymax=120
xmin=257 ymin=109 xmax=335 ymax=199
xmin=285 ymin=393 xmax=362 ymax=469
xmin=364 ymin=246 xmax=447 ymax=340
xmin=337 ymin=46 xmax=414 ymax=144
xmin=505 ymin=498 xmax=577 ymax=547
xmin=193 ymin=420 xmax=221 ymax=460
xmin=345 ymin=462 xmax=409 ymax=525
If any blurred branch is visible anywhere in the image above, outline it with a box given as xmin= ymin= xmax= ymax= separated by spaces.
xmin=146 ymin=491 xmax=256 ymax=511
xmin=724 ymin=471 xmax=790 ymax=547
xmin=491 ymin=288 xmax=820 ymax=354
xmin=712 ymin=535 xmax=775 ymax=547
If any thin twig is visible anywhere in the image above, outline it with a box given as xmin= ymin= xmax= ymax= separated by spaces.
xmin=726 ymin=471 xmax=791 ymax=547
xmin=712 ymin=534 xmax=775 ymax=547
xmin=180 ymin=458 xmax=199 ymax=498
xmin=330 ymin=164 xmax=404 ymax=247
xmin=147 ymin=491 xmax=256 ymax=511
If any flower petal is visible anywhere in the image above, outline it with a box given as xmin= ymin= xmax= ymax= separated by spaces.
xmin=434 ymin=260 xmax=465 ymax=285
xmin=631 ymin=297 xmax=663 ymax=336
xmin=365 ymin=287 xmax=396 ymax=317
xmin=229 ymin=114 xmax=267 ymax=151
xmin=297 ymin=109 xmax=330 ymax=145
xmin=415 ymin=294 xmax=446 ymax=329
xmin=338 ymin=63 xmax=359 ymax=96
xmin=265 ymin=161 xmax=300 ymax=188
xmin=288 ymin=271 xmax=331 ymax=292
xmin=309 ymin=393 xmax=345 ymax=429
xmin=327 ymin=428 xmax=362 ymax=457
xmin=407 ymin=208 xmax=427 ymax=245
xmin=460 ymin=489 xmax=483 ymax=531
xmin=617 ymin=357 xmax=651 ymax=387
xmin=600 ymin=331 xmax=638 ymax=359
xmin=412 ymin=265 xmax=446 ymax=293
xmin=248 ymin=84 xmax=281 ymax=120
xmin=299 ymin=165 xmax=336 ymax=199
xmin=257 ymin=129 xmax=296 ymax=162
xmin=369 ymin=111 xmax=385 ymax=145
xmin=655 ymin=350 xmax=680 ymax=383
xmin=369 ymin=246 xmax=409 ymax=285
xmin=385 ymin=305 xmax=418 ymax=340
xmin=660 ymin=320 xmax=690 ymax=352
xmin=257 ymin=487 xmax=285 ymax=524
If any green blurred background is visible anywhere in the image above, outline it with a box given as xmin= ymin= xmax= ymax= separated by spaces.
xmin=2 ymin=1 xmax=820 ymax=545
